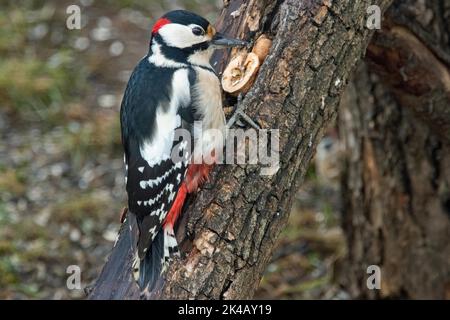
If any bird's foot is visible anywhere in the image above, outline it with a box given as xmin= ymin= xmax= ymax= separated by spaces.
xmin=226 ymin=93 xmax=261 ymax=130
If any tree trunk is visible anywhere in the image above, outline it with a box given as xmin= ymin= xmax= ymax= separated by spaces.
xmin=89 ymin=0 xmax=392 ymax=300
xmin=339 ymin=0 xmax=450 ymax=299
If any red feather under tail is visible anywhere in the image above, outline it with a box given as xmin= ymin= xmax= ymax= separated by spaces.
xmin=163 ymin=163 xmax=214 ymax=228
xmin=185 ymin=163 xmax=214 ymax=193
xmin=163 ymin=183 xmax=187 ymax=228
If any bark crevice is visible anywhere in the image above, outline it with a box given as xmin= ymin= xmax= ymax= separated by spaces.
xmin=339 ymin=7 xmax=450 ymax=295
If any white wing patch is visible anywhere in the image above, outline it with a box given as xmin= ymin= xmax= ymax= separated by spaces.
xmin=150 ymin=202 xmax=166 ymax=217
xmin=148 ymin=225 xmax=157 ymax=236
xmin=140 ymin=182 xmax=176 ymax=208
xmin=139 ymin=68 xmax=190 ymax=167
xmin=139 ymin=161 xmax=182 ymax=190
xmin=168 ymin=191 xmax=176 ymax=202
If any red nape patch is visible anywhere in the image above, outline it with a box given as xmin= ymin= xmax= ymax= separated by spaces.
xmin=163 ymin=183 xmax=187 ymax=228
xmin=152 ymin=18 xmax=171 ymax=34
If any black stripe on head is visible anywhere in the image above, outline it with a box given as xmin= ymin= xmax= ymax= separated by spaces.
xmin=154 ymin=35 xmax=210 ymax=64
xmin=149 ymin=11 xmax=213 ymax=64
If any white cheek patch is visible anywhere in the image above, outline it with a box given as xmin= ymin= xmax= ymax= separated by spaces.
xmin=188 ymin=49 xmax=214 ymax=68
xmin=159 ymin=23 xmax=204 ymax=48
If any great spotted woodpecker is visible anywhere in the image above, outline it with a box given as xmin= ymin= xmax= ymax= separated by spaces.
xmin=120 ymin=10 xmax=247 ymax=294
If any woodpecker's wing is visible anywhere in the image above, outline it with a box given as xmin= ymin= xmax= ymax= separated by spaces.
xmin=120 ymin=58 xmax=195 ymax=259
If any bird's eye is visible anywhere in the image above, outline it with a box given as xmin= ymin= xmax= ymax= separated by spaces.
xmin=192 ymin=27 xmax=205 ymax=36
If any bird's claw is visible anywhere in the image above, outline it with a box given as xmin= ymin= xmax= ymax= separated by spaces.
xmin=226 ymin=93 xmax=261 ymax=130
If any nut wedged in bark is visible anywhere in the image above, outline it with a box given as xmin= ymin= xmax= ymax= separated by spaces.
xmin=222 ymin=52 xmax=260 ymax=96
xmin=221 ymin=34 xmax=272 ymax=96
xmin=252 ymin=35 xmax=272 ymax=62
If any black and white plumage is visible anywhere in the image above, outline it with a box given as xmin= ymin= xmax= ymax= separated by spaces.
xmin=119 ymin=10 xmax=247 ymax=294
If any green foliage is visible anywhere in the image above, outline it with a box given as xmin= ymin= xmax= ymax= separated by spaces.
xmin=0 ymin=53 xmax=83 ymax=120
xmin=0 ymin=3 xmax=86 ymax=122
xmin=0 ymin=169 xmax=27 ymax=197
xmin=51 ymin=192 xmax=110 ymax=224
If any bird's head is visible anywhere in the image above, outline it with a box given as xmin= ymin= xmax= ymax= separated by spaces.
xmin=149 ymin=10 xmax=247 ymax=66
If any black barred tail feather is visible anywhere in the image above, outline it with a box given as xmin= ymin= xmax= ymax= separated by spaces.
xmin=163 ymin=226 xmax=180 ymax=267
xmin=132 ymin=225 xmax=179 ymax=296
xmin=132 ymin=228 xmax=164 ymax=293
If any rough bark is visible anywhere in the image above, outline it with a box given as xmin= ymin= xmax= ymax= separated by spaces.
xmin=89 ymin=0 xmax=392 ymax=300
xmin=339 ymin=0 xmax=450 ymax=299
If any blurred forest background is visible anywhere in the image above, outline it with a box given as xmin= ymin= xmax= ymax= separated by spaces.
xmin=0 ymin=0 xmax=345 ymax=299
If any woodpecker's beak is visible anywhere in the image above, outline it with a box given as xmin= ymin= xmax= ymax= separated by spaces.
xmin=211 ymin=32 xmax=248 ymax=48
